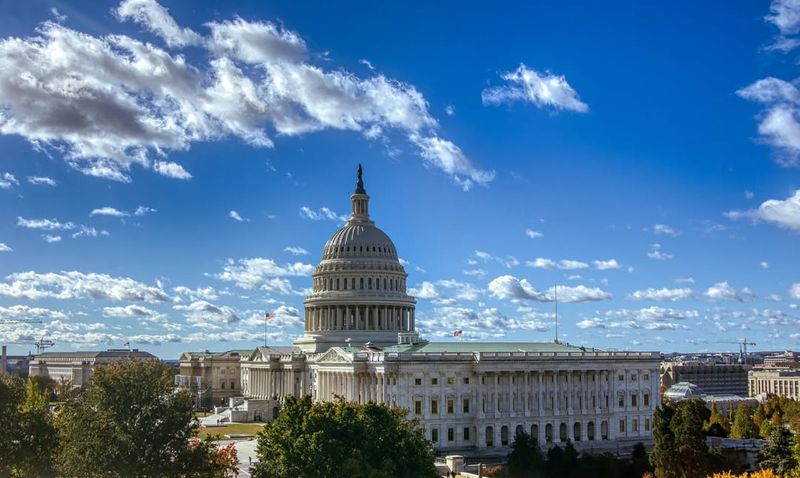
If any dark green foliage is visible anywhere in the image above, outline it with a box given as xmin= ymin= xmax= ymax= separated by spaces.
xmin=251 ymin=395 xmax=437 ymax=478
xmin=0 ymin=374 xmax=24 ymax=476
xmin=757 ymin=425 xmax=797 ymax=476
xmin=55 ymin=357 xmax=222 ymax=478
xmin=507 ymin=429 xmax=544 ymax=478
xmin=650 ymin=399 xmax=731 ymax=478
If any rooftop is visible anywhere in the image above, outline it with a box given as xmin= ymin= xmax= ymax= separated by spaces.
xmin=381 ymin=342 xmax=593 ymax=354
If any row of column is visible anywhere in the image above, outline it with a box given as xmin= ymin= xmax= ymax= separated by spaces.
xmin=316 ymin=370 xmax=389 ymax=403
xmin=313 ymin=275 xmax=405 ymax=292
xmin=245 ymin=367 xmax=303 ymax=400
xmin=305 ymin=305 xmax=415 ymax=332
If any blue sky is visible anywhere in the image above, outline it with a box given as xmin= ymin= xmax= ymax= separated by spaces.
xmin=1 ymin=0 xmax=799 ymax=358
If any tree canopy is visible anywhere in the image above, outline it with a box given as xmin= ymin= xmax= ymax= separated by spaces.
xmin=252 ymin=395 xmax=437 ymax=478
xmin=55 ymin=357 xmax=225 ymax=478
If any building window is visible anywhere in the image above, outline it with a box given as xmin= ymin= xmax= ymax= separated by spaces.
xmin=431 ymin=377 xmax=438 ymax=385
xmin=463 ymin=377 xmax=470 ymax=385
xmin=360 ymin=278 xmax=364 ymax=289
xmin=631 ymin=394 xmax=638 ymax=407
xmin=645 ymin=418 xmax=651 ymax=431
xmin=414 ymin=400 xmax=422 ymax=415
xmin=618 ymin=393 xmax=625 ymax=408
xmin=631 ymin=374 xmax=638 ymax=381
xmin=618 ymin=374 xmax=624 ymax=381
xmin=448 ymin=428 xmax=455 ymax=442
xmin=463 ymin=399 xmax=470 ymax=414
xmin=619 ymin=420 xmax=626 ymax=433
xmin=431 ymin=400 xmax=438 ymax=415
xmin=643 ymin=373 xmax=650 ymax=381
xmin=230 ymin=381 xmax=235 ymax=389
xmin=431 ymin=428 xmax=439 ymax=443
xmin=447 ymin=377 xmax=454 ymax=385
xmin=415 ymin=378 xmax=422 ymax=386
xmin=447 ymin=399 xmax=454 ymax=414
xmin=633 ymin=419 xmax=639 ymax=432
xmin=463 ymin=427 xmax=470 ymax=441
xmin=644 ymin=393 xmax=650 ymax=407
xmin=221 ymin=381 xmax=226 ymax=389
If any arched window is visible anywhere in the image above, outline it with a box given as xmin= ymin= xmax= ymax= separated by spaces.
xmin=515 ymin=425 xmax=524 ymax=438
xmin=368 ymin=278 xmax=372 ymax=290
xmin=559 ymin=423 xmax=567 ymax=442
xmin=500 ymin=426 xmax=509 ymax=446
xmin=601 ymin=420 xmax=608 ymax=440
xmin=531 ymin=424 xmax=539 ymax=439
xmin=588 ymin=421 xmax=595 ymax=441
xmin=545 ymin=424 xmax=553 ymax=442
xmin=486 ymin=426 xmax=494 ymax=447
xmin=360 ymin=278 xmax=364 ymax=289
xmin=574 ymin=422 xmax=581 ymax=441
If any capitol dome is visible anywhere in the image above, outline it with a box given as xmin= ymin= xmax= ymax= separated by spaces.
xmin=294 ymin=165 xmax=419 ymax=353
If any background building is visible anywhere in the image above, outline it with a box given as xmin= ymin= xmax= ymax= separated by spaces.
xmin=28 ymin=349 xmax=156 ymax=389
xmin=660 ymin=361 xmax=751 ymax=397
xmin=175 ymin=350 xmax=247 ymax=409
xmin=748 ymin=369 xmax=800 ymax=399
xmin=762 ymin=351 xmax=800 ymax=369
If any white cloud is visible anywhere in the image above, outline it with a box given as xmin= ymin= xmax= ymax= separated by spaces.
xmin=0 ymin=243 xmax=11 ymax=252
xmin=299 ymin=206 xmax=348 ymax=222
xmin=760 ymin=261 xmax=770 ymax=269
xmin=473 ymin=250 xmax=519 ymax=268
xmin=647 ymin=243 xmax=673 ymax=261
xmin=72 ymin=226 xmax=110 ymax=239
xmin=359 ymin=59 xmax=375 ymax=71
xmin=526 ymin=257 xmax=595 ymax=270
xmin=766 ymin=0 xmax=800 ymax=43
xmin=103 ymin=304 xmax=164 ymax=322
xmin=653 ymin=224 xmax=680 ymax=236
xmin=482 ymin=64 xmax=589 ymax=113
xmin=115 ymin=0 xmax=202 ymax=48
xmin=676 ymin=276 xmax=695 ymax=284
xmin=173 ymin=285 xmax=219 ymax=301
xmin=578 ymin=306 xmax=698 ymax=330
xmin=463 ymin=268 xmax=487 ymax=278
xmin=593 ymin=259 xmax=621 ymax=270
xmin=283 ymin=246 xmax=309 ymax=256
xmin=175 ymin=300 xmax=239 ymax=328
xmin=737 ymin=78 xmax=800 ymax=166
xmin=0 ymin=173 xmax=18 ymax=189
xmin=705 ymin=281 xmax=755 ymax=302
xmin=0 ymin=6 xmax=489 ymax=188
xmin=216 ymin=257 xmax=313 ymax=291
xmin=628 ymin=287 xmax=693 ymax=301
xmin=445 ymin=105 xmax=455 ymax=116
xmin=524 ymin=228 xmax=543 ymax=239
xmin=790 ymin=283 xmax=800 ymax=299
xmin=488 ymin=275 xmax=610 ymax=303
xmin=26 ymin=176 xmax=56 ymax=186
xmin=42 ymin=235 xmax=61 ymax=243
xmin=409 ymin=134 xmax=495 ymax=190
xmin=90 ymin=207 xmax=129 ymax=217
xmin=0 ymin=270 xmax=171 ymax=302
xmin=229 ymin=210 xmax=249 ymax=222
xmin=726 ymin=189 xmax=800 ymax=230
xmin=0 ymin=304 xmax=67 ymax=321
xmin=134 ymin=205 xmax=156 ymax=216
xmin=17 ymin=217 xmax=75 ymax=230
xmin=409 ymin=281 xmax=441 ymax=300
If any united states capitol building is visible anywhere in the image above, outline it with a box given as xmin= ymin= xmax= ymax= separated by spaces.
xmin=229 ymin=166 xmax=660 ymax=452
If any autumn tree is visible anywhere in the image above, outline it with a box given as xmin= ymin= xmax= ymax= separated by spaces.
xmin=15 ymin=378 xmax=58 ymax=477
xmin=56 ymin=357 xmax=224 ymax=477
xmin=730 ymin=403 xmax=759 ymax=439
xmin=0 ymin=374 xmax=24 ymax=477
xmin=252 ymin=395 xmax=437 ymax=478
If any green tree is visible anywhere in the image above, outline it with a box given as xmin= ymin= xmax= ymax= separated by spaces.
xmin=651 ymin=399 xmax=726 ymax=478
xmin=730 ymin=403 xmax=759 ymax=439
xmin=507 ymin=429 xmax=545 ymax=478
xmin=758 ymin=425 xmax=797 ymax=476
xmin=754 ymin=403 xmax=767 ymax=428
xmin=0 ymin=374 xmax=24 ymax=477
xmin=252 ymin=395 xmax=437 ymax=478
xmin=650 ymin=403 xmax=680 ymax=478
xmin=14 ymin=378 xmax=58 ymax=477
xmin=705 ymin=403 xmax=730 ymax=438
xmin=56 ymin=357 xmax=222 ymax=477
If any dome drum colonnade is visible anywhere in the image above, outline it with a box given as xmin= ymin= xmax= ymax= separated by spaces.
xmin=294 ymin=164 xmax=419 ymax=352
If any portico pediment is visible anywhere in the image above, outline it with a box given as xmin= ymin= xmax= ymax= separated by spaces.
xmin=315 ymin=347 xmax=352 ymax=364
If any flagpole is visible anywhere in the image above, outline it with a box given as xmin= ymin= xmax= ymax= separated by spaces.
xmin=264 ymin=312 xmax=268 ymax=348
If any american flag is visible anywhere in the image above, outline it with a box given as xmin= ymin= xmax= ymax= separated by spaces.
xmin=266 ymin=312 xmax=275 ymax=321
xmin=123 ymin=341 xmax=130 ymax=347
xmin=453 ymin=329 xmax=462 ymax=337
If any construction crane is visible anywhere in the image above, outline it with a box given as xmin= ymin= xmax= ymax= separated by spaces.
xmin=0 ymin=318 xmax=43 ymax=325
xmin=719 ymin=338 xmax=757 ymax=364
xmin=33 ymin=337 xmax=55 ymax=354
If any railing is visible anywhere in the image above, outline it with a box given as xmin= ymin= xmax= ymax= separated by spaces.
xmin=348 ymin=350 xmax=660 ymax=362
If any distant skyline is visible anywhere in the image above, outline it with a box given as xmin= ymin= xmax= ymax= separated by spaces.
xmin=0 ymin=0 xmax=799 ymax=358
